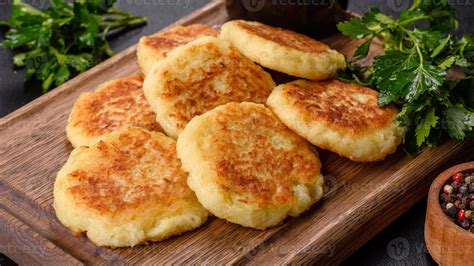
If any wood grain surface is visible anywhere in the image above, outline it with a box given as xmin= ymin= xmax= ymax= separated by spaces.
xmin=0 ymin=1 xmax=473 ymax=264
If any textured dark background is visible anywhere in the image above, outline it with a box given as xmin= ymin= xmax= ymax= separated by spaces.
xmin=1 ymin=0 xmax=473 ymax=265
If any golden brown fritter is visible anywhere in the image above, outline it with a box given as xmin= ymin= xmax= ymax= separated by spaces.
xmin=267 ymin=79 xmax=404 ymax=162
xmin=143 ymin=36 xmax=275 ymax=139
xmin=283 ymin=79 xmax=398 ymax=133
xmin=177 ymin=102 xmax=324 ymax=229
xmin=234 ymin=20 xmax=332 ymax=53
xmin=54 ymin=128 xmax=208 ymax=247
xmin=137 ymin=24 xmax=218 ymax=74
xmin=66 ymin=75 xmax=162 ymax=147
xmin=220 ymin=20 xmax=346 ymax=80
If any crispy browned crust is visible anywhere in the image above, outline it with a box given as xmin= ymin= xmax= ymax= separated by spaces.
xmin=203 ymin=103 xmax=319 ymax=205
xmin=282 ymin=80 xmax=398 ymax=134
xmin=142 ymin=24 xmax=218 ymax=59
xmin=235 ymin=20 xmax=330 ymax=53
xmin=66 ymin=129 xmax=190 ymax=214
xmin=69 ymin=75 xmax=162 ymax=137
xmin=159 ymin=41 xmax=274 ymax=131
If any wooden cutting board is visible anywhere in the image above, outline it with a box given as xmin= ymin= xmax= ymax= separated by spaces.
xmin=0 ymin=1 xmax=473 ymax=264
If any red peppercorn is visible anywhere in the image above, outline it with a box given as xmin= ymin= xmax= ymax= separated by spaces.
xmin=453 ymin=172 xmax=464 ymax=182
xmin=458 ymin=209 xmax=466 ymax=221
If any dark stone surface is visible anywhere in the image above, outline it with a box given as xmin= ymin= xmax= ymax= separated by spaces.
xmin=1 ymin=0 xmax=473 ymax=264
xmin=341 ymin=197 xmax=437 ymax=266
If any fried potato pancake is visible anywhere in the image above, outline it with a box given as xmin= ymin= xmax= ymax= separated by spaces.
xmin=137 ymin=24 xmax=218 ymax=75
xmin=143 ymin=36 xmax=275 ymax=139
xmin=54 ymin=128 xmax=208 ymax=247
xmin=267 ymin=79 xmax=404 ymax=162
xmin=66 ymin=75 xmax=162 ymax=148
xmin=177 ymin=102 xmax=324 ymax=230
xmin=219 ymin=20 xmax=346 ymax=80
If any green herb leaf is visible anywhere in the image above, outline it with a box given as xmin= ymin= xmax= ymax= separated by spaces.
xmin=374 ymin=12 xmax=395 ymax=25
xmin=337 ymin=0 xmax=474 ymax=153
xmin=54 ymin=64 xmax=70 ymax=85
xmin=431 ymin=35 xmax=451 ymax=58
xmin=67 ymin=54 xmax=93 ymax=72
xmin=438 ymin=55 xmax=457 ymax=70
xmin=13 ymin=52 xmax=27 ymax=66
xmin=337 ymin=18 xmax=372 ymax=39
xmin=352 ymin=38 xmax=372 ymax=60
xmin=362 ymin=7 xmax=385 ymax=26
xmin=1 ymin=0 xmax=146 ymax=92
xmin=415 ymin=107 xmax=438 ymax=146
xmin=445 ymin=104 xmax=474 ymax=140
xmin=406 ymin=63 xmax=445 ymax=102
xmin=412 ymin=29 xmax=443 ymax=53
xmin=42 ymin=72 xmax=55 ymax=92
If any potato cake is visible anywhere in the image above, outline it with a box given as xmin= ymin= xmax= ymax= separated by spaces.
xmin=137 ymin=24 xmax=218 ymax=75
xmin=54 ymin=128 xmax=208 ymax=247
xmin=267 ymin=79 xmax=404 ymax=162
xmin=176 ymin=102 xmax=324 ymax=230
xmin=66 ymin=75 xmax=162 ymax=148
xmin=143 ymin=36 xmax=275 ymax=139
xmin=220 ymin=20 xmax=346 ymax=80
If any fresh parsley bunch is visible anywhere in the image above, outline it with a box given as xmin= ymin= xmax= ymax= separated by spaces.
xmin=0 ymin=0 xmax=146 ymax=91
xmin=337 ymin=0 xmax=474 ymax=154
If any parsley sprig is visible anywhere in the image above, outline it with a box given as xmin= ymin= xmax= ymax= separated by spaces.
xmin=337 ymin=0 xmax=474 ymax=154
xmin=1 ymin=0 xmax=146 ymax=92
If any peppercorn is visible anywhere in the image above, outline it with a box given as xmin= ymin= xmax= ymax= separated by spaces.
xmin=439 ymin=171 xmax=474 ymax=233
xmin=445 ymin=194 xmax=453 ymax=203
xmin=466 ymin=210 xmax=473 ymax=219
xmin=444 ymin=184 xmax=454 ymax=194
xmin=453 ymin=172 xmax=464 ymax=182
xmin=461 ymin=219 xmax=470 ymax=229
xmin=440 ymin=193 xmax=447 ymax=202
xmin=452 ymin=181 xmax=460 ymax=190
xmin=447 ymin=204 xmax=457 ymax=216
xmin=454 ymin=200 xmax=461 ymax=208
xmin=465 ymin=175 xmax=474 ymax=184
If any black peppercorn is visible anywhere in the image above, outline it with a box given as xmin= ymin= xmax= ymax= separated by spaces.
xmin=440 ymin=193 xmax=447 ymax=202
xmin=461 ymin=219 xmax=470 ymax=229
